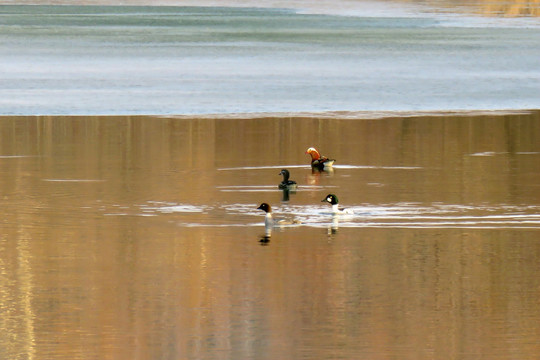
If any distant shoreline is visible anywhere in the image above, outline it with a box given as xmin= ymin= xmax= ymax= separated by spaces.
xmin=1 ymin=1 xmax=539 ymax=18
xmin=2 ymin=109 xmax=538 ymax=120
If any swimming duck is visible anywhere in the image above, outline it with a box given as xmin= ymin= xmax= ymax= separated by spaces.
xmin=306 ymin=147 xmax=335 ymax=169
xmin=278 ymin=169 xmax=297 ymax=190
xmin=257 ymin=203 xmax=301 ymax=227
xmin=321 ymin=194 xmax=354 ymax=215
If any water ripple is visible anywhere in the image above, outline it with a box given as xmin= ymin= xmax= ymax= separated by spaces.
xmin=141 ymin=202 xmax=540 ymax=229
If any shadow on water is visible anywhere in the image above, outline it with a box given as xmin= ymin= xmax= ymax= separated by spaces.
xmin=1 ymin=111 xmax=540 ymax=359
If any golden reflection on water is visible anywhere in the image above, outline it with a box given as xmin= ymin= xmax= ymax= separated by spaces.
xmin=0 ymin=112 xmax=540 ymax=359
xmin=398 ymin=0 xmax=540 ymax=16
xmin=478 ymin=0 xmax=540 ymax=16
xmin=0 ymin=231 xmax=36 ymax=360
xmin=0 ymin=0 xmax=538 ymax=17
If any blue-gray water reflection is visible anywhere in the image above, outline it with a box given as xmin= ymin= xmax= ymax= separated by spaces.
xmin=1 ymin=4 xmax=539 ymax=115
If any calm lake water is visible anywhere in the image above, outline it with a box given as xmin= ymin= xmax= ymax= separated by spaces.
xmin=1 ymin=111 xmax=540 ymax=359
xmin=1 ymin=4 xmax=540 ymax=115
xmin=1 ymin=1 xmax=540 ymax=358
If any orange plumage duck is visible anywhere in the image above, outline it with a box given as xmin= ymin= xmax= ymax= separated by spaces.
xmin=305 ymin=147 xmax=335 ymax=169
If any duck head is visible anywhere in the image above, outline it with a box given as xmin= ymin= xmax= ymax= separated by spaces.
xmin=257 ymin=203 xmax=271 ymax=213
xmin=305 ymin=147 xmax=321 ymax=161
xmin=279 ymin=169 xmax=290 ymax=181
xmin=322 ymin=194 xmax=339 ymax=205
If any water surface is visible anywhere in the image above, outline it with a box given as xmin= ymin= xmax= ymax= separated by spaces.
xmin=1 ymin=4 xmax=539 ymax=115
xmin=1 ymin=112 xmax=540 ymax=359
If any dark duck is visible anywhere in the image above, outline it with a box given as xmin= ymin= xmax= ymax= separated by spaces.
xmin=278 ymin=169 xmax=297 ymax=190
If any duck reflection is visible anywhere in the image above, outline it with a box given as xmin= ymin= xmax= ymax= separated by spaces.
xmin=311 ymin=166 xmax=334 ymax=175
xmin=259 ymin=213 xmax=273 ymax=244
xmin=281 ymin=188 xmax=290 ymax=202
xmin=259 ymin=234 xmax=271 ymax=244
xmin=327 ymin=214 xmax=339 ymax=235
xmin=307 ymin=166 xmax=334 ymax=186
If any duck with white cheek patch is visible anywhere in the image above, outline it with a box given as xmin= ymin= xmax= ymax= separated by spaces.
xmin=321 ymin=194 xmax=354 ymax=215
